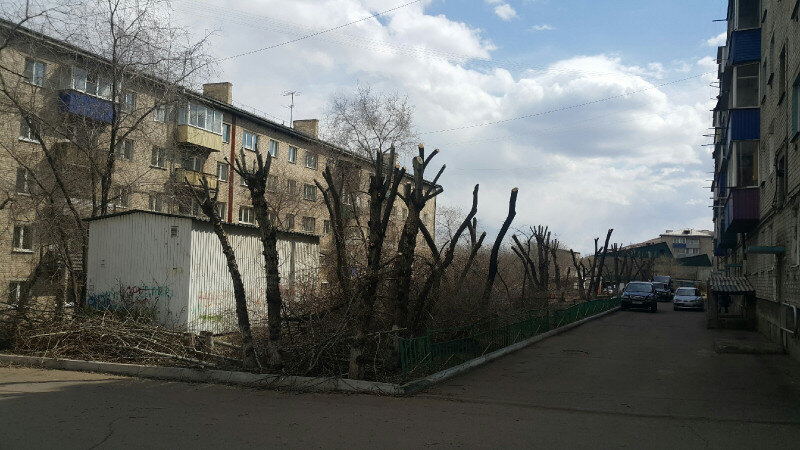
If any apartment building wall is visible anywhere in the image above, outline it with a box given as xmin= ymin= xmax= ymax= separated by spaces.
xmin=0 ymin=27 xmax=436 ymax=301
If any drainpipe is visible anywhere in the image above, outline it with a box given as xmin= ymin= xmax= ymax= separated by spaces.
xmin=228 ymin=116 xmax=236 ymax=223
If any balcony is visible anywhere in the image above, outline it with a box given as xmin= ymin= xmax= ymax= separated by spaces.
xmin=177 ymin=125 xmax=222 ymax=152
xmin=728 ymin=108 xmax=760 ymax=141
xmin=729 ymin=29 xmax=761 ymax=65
xmin=58 ymin=89 xmax=114 ymax=123
xmin=174 ymin=168 xmax=218 ymax=191
xmin=724 ymin=187 xmax=759 ymax=234
xmin=713 ymin=240 xmax=728 ymax=257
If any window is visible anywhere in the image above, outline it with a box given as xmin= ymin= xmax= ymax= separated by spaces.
xmin=240 ymin=175 xmax=248 ymax=187
xmin=177 ymin=102 xmax=223 ymax=134
xmin=239 ymin=206 xmax=254 ymax=224
xmin=116 ymin=187 xmax=130 ymax=208
xmin=121 ymin=92 xmax=136 ymax=114
xmin=769 ymin=35 xmax=775 ymax=81
xmin=216 ymin=202 xmax=227 ymax=220
xmin=23 ymin=58 xmax=45 ymax=86
xmin=793 ymin=73 xmax=800 ymax=137
xmin=323 ymin=219 xmax=331 ymax=234
xmin=303 ymin=183 xmax=317 ymax=201
xmin=178 ymin=198 xmax=200 ymax=216
xmin=148 ymin=194 xmax=164 ymax=212
xmin=222 ymin=123 xmax=230 ymax=143
xmin=269 ymin=139 xmax=279 ymax=158
xmin=182 ymin=156 xmax=203 ymax=172
xmin=154 ymin=104 xmax=169 ymax=123
xmin=12 ymin=225 xmax=33 ymax=251
xmin=735 ymin=0 xmax=760 ymax=30
xmin=267 ymin=175 xmax=278 ymax=192
xmin=115 ymin=139 xmax=133 ymax=160
xmin=287 ymin=179 xmax=297 ymax=196
xmin=727 ymin=141 xmax=759 ymax=187
xmin=8 ymin=281 xmax=24 ymax=305
xmin=70 ymin=67 xmax=111 ymax=99
xmin=242 ymin=130 xmax=258 ymax=151
xmin=305 ymin=152 xmax=318 ymax=169
xmin=150 ymin=147 xmax=167 ymax=168
xmin=733 ymin=63 xmax=759 ymax=108
xmin=16 ymin=168 xmax=33 ymax=194
xmin=778 ymin=46 xmax=787 ymax=100
xmin=302 ymin=216 xmax=316 ymax=233
xmin=217 ymin=162 xmax=229 ymax=182
xmin=19 ymin=118 xmax=35 ymax=141
xmin=286 ymin=214 xmax=295 ymax=230
xmin=777 ymin=150 xmax=788 ymax=206
xmin=288 ymin=146 xmax=297 ymax=163
xmin=794 ymin=209 xmax=800 ymax=266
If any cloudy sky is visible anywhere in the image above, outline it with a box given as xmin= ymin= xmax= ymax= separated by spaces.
xmin=170 ymin=0 xmax=726 ymax=253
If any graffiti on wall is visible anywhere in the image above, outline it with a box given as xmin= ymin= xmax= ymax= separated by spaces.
xmin=87 ymin=284 xmax=173 ymax=310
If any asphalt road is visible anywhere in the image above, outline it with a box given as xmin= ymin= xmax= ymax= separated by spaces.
xmin=2 ymin=303 xmax=800 ymax=449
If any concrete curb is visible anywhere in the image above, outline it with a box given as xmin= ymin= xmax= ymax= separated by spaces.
xmin=1 ymin=307 xmax=618 ymax=396
xmin=399 ymin=306 xmax=620 ymax=395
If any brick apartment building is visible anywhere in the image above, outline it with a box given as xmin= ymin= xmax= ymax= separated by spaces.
xmin=712 ymin=0 xmax=800 ymax=360
xmin=0 ymin=20 xmax=435 ymax=303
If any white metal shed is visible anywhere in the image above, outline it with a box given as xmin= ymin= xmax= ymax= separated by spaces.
xmin=86 ymin=210 xmax=319 ymax=334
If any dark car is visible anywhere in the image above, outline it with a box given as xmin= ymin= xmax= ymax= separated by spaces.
xmin=652 ymin=275 xmax=673 ymax=293
xmin=620 ymin=282 xmax=658 ymax=313
xmin=652 ymin=282 xmax=671 ymax=301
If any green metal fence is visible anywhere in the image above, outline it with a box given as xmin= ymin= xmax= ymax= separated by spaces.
xmin=399 ymin=298 xmax=620 ymax=375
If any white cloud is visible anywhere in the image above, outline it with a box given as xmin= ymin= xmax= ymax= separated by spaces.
xmin=529 ymin=24 xmax=555 ymax=31
xmin=493 ymin=4 xmax=518 ymax=21
xmin=707 ymin=32 xmax=726 ymax=47
xmin=176 ymin=0 xmax=715 ymax=253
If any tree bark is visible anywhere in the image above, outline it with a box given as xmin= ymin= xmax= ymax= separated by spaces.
xmin=481 ymin=187 xmax=518 ymax=311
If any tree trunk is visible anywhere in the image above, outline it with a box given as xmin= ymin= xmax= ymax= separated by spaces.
xmin=481 ymin=188 xmax=518 ymax=311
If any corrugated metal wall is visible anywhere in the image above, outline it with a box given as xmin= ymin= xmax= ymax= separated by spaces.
xmin=87 ymin=213 xmax=192 ymax=328
xmin=187 ymin=222 xmax=319 ymax=334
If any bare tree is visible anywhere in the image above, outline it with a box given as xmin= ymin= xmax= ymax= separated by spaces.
xmin=481 ymin=187 xmax=518 ymax=311
xmin=455 ymin=217 xmax=486 ymax=293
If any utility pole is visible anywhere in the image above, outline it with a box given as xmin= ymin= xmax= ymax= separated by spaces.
xmin=283 ymin=90 xmax=300 ymax=127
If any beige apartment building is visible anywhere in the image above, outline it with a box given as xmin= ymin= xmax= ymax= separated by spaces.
xmin=0 ymin=20 xmax=436 ymax=303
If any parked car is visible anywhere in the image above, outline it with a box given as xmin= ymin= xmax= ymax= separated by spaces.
xmin=620 ymin=282 xmax=658 ymax=313
xmin=672 ymin=287 xmax=705 ymax=311
xmin=652 ymin=282 xmax=671 ymax=302
xmin=652 ymin=275 xmax=673 ymax=293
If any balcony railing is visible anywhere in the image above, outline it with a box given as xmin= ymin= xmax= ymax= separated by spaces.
xmin=58 ymin=89 xmax=114 ymax=123
xmin=177 ymin=125 xmax=222 ymax=152
xmin=724 ymin=187 xmax=759 ymax=234
xmin=174 ymin=168 xmax=218 ymax=191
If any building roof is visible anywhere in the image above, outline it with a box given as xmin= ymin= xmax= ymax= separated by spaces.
xmin=85 ymin=209 xmax=319 ymax=242
xmin=709 ymin=273 xmax=754 ymax=294
xmin=677 ymin=254 xmax=712 ymax=267
xmin=661 ymin=229 xmax=713 ymax=238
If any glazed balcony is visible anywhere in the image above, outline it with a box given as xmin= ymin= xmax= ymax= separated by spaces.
xmin=724 ymin=187 xmax=759 ymax=234
xmin=58 ymin=89 xmax=114 ymax=123
xmin=173 ymin=168 xmax=218 ymax=191
xmin=728 ymin=108 xmax=760 ymax=142
xmin=729 ymin=29 xmax=761 ymax=65
xmin=177 ymin=125 xmax=222 ymax=152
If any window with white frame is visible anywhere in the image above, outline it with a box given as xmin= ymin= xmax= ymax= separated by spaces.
xmin=239 ymin=206 xmax=254 ymax=224
xmin=287 ymin=179 xmax=297 ymax=196
xmin=115 ymin=139 xmax=133 ymax=160
xmin=323 ymin=219 xmax=331 ymax=234
xmin=305 ymin=152 xmax=318 ymax=169
xmin=222 ymin=123 xmax=230 ymax=143
xmin=121 ymin=92 xmax=136 ymax=114
xmin=727 ymin=141 xmax=759 ymax=187
xmin=19 ymin=118 xmax=36 ymax=141
xmin=12 ymin=224 xmax=33 ymax=251
xmin=23 ymin=58 xmax=46 ymax=86
xmin=115 ymin=187 xmax=130 ymax=208
xmin=735 ymin=0 xmax=760 ymax=30
xmin=288 ymin=146 xmax=297 ymax=163
xmin=178 ymin=197 xmax=200 ymax=216
xmin=217 ymin=162 xmax=229 ymax=182
xmin=302 ymin=216 xmax=316 ymax=233
xmin=285 ymin=214 xmax=295 ymax=230
xmin=242 ymin=130 xmax=258 ymax=151
xmin=269 ymin=139 xmax=279 ymax=158
xmin=182 ymin=156 xmax=203 ymax=172
xmin=16 ymin=168 xmax=33 ymax=194
xmin=150 ymin=146 xmax=167 ymax=168
xmin=70 ymin=67 xmax=111 ymax=99
xmin=154 ymin=104 xmax=169 ymax=123
xmin=267 ymin=175 xmax=278 ymax=192
xmin=303 ymin=183 xmax=317 ymax=201
xmin=148 ymin=193 xmax=164 ymax=212
xmin=733 ymin=63 xmax=759 ymax=108
xmin=216 ymin=202 xmax=227 ymax=220
xmin=177 ymin=101 xmax=223 ymax=134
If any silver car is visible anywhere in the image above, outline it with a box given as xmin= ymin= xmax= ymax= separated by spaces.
xmin=672 ymin=287 xmax=704 ymax=311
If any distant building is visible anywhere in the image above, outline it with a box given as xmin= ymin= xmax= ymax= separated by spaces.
xmin=622 ymin=229 xmax=714 ymax=281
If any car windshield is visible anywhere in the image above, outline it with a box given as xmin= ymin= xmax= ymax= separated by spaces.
xmin=653 ymin=276 xmax=669 ymax=283
xmin=676 ymin=288 xmax=700 ymax=296
xmin=652 ymin=282 xmax=666 ymax=289
xmin=626 ymin=283 xmax=652 ymax=293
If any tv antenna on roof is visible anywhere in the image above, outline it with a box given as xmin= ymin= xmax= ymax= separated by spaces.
xmin=283 ymin=91 xmax=300 ymax=127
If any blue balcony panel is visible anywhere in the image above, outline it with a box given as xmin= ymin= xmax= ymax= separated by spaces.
xmin=729 ymin=108 xmax=760 ymax=141
xmin=713 ymin=240 xmax=728 ymax=257
xmin=724 ymin=187 xmax=759 ymax=234
xmin=58 ymin=90 xmax=113 ymax=123
xmin=730 ymin=29 xmax=761 ymax=64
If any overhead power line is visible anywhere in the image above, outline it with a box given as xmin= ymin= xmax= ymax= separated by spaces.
xmin=216 ymin=0 xmax=422 ymax=61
